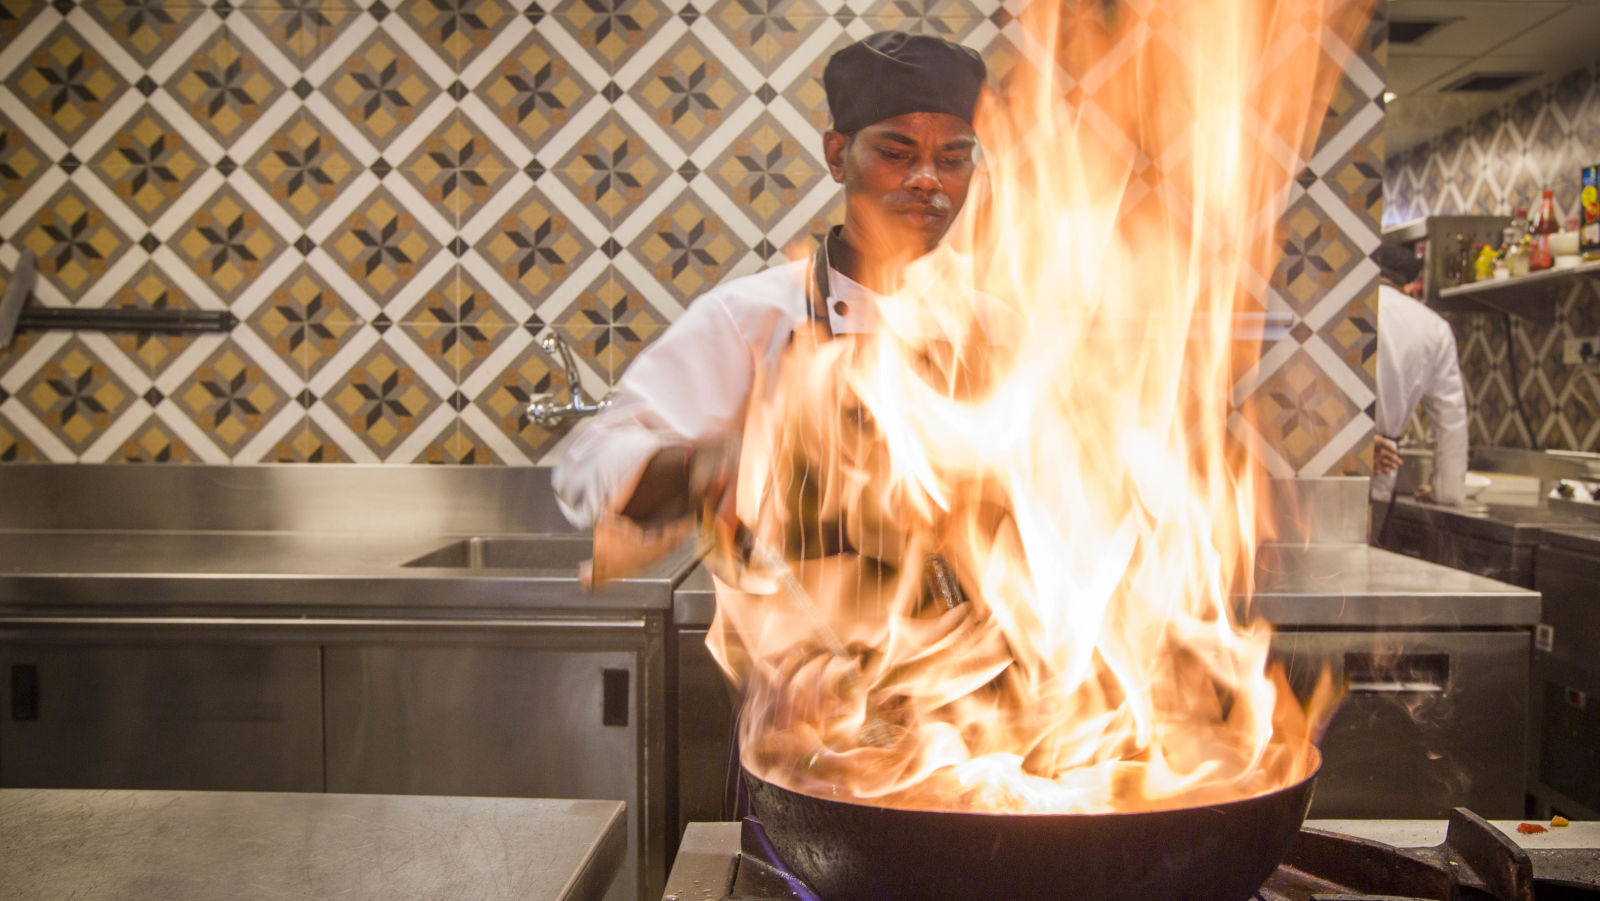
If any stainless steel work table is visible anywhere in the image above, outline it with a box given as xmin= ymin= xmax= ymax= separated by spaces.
xmin=0 ymin=530 xmax=694 ymax=613
xmin=0 ymin=788 xmax=626 ymax=901
xmin=1250 ymin=542 xmax=1540 ymax=627
xmin=672 ymin=543 xmax=1542 ymax=629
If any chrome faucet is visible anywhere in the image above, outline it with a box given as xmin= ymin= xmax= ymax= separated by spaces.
xmin=527 ymin=333 xmax=613 ymax=428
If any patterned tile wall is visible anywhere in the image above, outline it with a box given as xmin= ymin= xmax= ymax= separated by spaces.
xmin=1384 ymin=59 xmax=1600 ymax=450
xmin=0 ymin=0 xmax=1384 ymax=473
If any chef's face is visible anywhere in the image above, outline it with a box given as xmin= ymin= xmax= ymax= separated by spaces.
xmin=825 ymin=112 xmax=977 ymax=258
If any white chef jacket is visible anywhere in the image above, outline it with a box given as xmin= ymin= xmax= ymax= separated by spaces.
xmin=1372 ymin=283 xmax=1469 ymax=506
xmin=551 ymin=259 xmax=891 ymax=529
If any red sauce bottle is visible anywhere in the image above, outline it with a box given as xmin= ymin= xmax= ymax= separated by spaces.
xmin=1530 ymin=188 xmax=1559 ymax=271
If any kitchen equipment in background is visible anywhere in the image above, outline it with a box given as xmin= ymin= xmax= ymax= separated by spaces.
xmin=1372 ymin=489 xmax=1560 ymax=588
xmin=738 ymin=758 xmax=1319 ymax=901
xmin=1383 ymin=215 xmax=1512 ymax=310
xmin=0 ymin=252 xmax=235 ymax=349
xmin=663 ymin=810 xmax=1600 ymax=901
xmin=1531 ymin=524 xmax=1600 ymax=820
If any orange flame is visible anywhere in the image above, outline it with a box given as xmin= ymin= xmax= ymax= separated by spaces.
xmin=709 ymin=0 xmax=1369 ymax=814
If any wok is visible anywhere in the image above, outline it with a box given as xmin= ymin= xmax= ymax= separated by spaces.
xmin=743 ymin=750 xmax=1320 ymax=901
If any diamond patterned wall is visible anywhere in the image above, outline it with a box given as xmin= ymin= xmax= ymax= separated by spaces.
xmin=0 ymin=0 xmax=1384 ymax=471
xmin=1383 ymin=59 xmax=1600 ymax=451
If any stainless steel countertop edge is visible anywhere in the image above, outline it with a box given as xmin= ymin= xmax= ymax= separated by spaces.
xmin=671 ymin=543 xmax=1542 ymax=628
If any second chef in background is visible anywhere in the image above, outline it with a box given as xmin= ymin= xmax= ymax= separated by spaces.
xmin=1371 ymin=242 xmax=1469 ymax=507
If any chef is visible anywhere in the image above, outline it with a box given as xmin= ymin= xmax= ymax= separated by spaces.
xmin=552 ymin=31 xmax=987 ymax=533
xmin=1370 ymin=242 xmax=1468 ymax=507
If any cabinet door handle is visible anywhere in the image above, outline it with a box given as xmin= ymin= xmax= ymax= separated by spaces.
xmin=1344 ymin=651 xmax=1449 ymax=694
xmin=602 ymin=668 xmax=629 ymax=727
xmin=10 ymin=664 xmax=38 ymax=720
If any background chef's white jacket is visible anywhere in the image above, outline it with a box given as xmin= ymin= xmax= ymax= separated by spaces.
xmin=551 ymin=259 xmax=888 ymax=529
xmin=1372 ymin=283 xmax=1469 ymax=506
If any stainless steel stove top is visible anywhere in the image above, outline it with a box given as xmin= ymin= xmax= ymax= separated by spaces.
xmin=665 ymin=813 xmax=1600 ymax=901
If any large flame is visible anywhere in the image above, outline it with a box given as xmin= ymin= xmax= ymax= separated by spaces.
xmin=708 ymin=0 xmax=1368 ymax=814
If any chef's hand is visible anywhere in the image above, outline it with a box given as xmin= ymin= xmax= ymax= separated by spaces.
xmin=619 ymin=441 xmax=739 ymax=526
xmin=1413 ymin=483 xmax=1434 ymax=503
xmin=686 ymin=440 xmax=740 ymax=529
xmin=1373 ymin=436 xmax=1403 ymax=475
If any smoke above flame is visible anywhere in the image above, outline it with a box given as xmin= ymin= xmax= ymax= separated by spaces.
xmin=707 ymin=0 xmax=1369 ymax=814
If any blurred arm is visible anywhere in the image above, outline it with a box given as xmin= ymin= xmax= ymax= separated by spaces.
xmin=1421 ymin=329 xmax=1469 ymax=506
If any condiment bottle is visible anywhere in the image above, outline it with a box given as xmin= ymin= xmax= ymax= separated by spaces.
xmin=1530 ymin=188 xmax=1559 ymax=271
xmin=1446 ymin=232 xmax=1468 ymax=285
xmin=1507 ymin=237 xmax=1531 ymax=277
xmin=1475 ymin=244 xmax=1497 ymax=282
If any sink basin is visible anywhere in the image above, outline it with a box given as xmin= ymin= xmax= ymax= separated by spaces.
xmin=402 ymin=535 xmax=592 ymax=570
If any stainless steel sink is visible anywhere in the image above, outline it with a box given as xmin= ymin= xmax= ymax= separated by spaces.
xmin=401 ymin=535 xmax=592 ymax=570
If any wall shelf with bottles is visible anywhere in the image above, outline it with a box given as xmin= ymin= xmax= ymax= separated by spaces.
xmin=1436 ymin=259 xmax=1600 ymax=326
xmin=1382 ymin=215 xmax=1513 ymax=315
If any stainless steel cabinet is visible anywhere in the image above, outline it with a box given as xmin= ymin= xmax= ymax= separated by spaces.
xmin=671 ymin=626 xmax=736 ymax=845
xmin=322 ymin=625 xmax=665 ymax=901
xmin=1 ymin=637 xmax=322 ymax=791
xmin=1272 ymin=629 xmax=1529 ymax=818
xmin=1531 ymin=531 xmax=1600 ymax=818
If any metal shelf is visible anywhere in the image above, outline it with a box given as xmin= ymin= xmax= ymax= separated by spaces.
xmin=1436 ymin=259 xmax=1600 ymax=325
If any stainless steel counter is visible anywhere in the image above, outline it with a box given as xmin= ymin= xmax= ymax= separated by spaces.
xmin=0 ymin=467 xmax=697 ymax=901
xmin=672 ymin=544 xmax=1540 ymax=629
xmin=1251 ymin=542 xmax=1539 ymax=627
xmin=0 ymin=528 xmax=691 ymax=613
xmin=0 ymin=788 xmax=626 ymax=901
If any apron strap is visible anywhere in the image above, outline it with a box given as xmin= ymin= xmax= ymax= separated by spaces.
xmin=805 ymin=227 xmax=841 ymax=336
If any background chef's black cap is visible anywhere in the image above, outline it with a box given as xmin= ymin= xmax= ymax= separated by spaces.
xmin=1372 ymin=243 xmax=1424 ymax=285
xmin=823 ymin=31 xmax=986 ymax=134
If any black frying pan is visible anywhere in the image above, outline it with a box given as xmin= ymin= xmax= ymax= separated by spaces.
xmin=743 ymin=749 xmax=1320 ymax=901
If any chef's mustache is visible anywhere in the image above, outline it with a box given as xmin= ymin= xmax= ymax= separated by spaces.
xmin=888 ymin=193 xmax=952 ymax=214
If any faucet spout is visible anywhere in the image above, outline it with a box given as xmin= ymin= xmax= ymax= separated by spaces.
xmin=527 ymin=333 xmax=613 ymax=428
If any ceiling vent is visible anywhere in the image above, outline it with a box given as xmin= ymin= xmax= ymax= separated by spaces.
xmin=1440 ymin=72 xmax=1538 ymax=93
xmin=1389 ymin=19 xmax=1448 ymax=44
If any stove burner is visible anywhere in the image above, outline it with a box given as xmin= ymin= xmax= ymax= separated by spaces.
xmin=693 ymin=809 xmax=1600 ymax=901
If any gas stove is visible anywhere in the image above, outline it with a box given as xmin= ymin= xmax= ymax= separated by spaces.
xmin=664 ymin=811 xmax=1600 ymax=901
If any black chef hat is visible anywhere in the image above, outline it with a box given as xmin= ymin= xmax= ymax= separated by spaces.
xmin=1372 ymin=243 xmax=1424 ymax=286
xmin=823 ymin=31 xmax=986 ymax=135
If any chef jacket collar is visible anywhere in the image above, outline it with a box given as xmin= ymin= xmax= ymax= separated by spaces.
xmin=807 ymin=227 xmax=883 ymax=336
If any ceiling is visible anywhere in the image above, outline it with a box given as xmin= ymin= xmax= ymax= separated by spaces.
xmin=1384 ymin=0 xmax=1600 ymax=153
